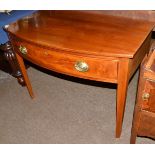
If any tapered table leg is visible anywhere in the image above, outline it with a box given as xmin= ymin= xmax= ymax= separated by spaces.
xmin=15 ymin=52 xmax=34 ymax=98
xmin=116 ymin=58 xmax=130 ymax=138
xmin=1 ymin=41 xmax=25 ymax=86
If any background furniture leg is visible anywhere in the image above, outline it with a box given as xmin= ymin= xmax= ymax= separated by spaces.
xmin=130 ymin=70 xmax=144 ymax=144
xmin=130 ymin=104 xmax=140 ymax=144
xmin=1 ymin=41 xmax=25 ymax=86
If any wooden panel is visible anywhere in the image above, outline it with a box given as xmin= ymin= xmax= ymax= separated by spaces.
xmin=149 ymin=88 xmax=155 ymax=113
xmin=142 ymin=81 xmax=155 ymax=113
xmin=129 ymin=32 xmax=152 ymax=79
xmin=11 ymin=37 xmax=118 ymax=83
xmin=138 ymin=111 xmax=155 ymax=139
xmin=87 ymin=11 xmax=155 ymax=31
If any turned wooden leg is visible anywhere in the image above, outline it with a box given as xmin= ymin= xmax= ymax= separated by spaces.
xmin=116 ymin=59 xmax=130 ymax=138
xmin=15 ymin=52 xmax=34 ymax=98
xmin=1 ymin=41 xmax=25 ymax=86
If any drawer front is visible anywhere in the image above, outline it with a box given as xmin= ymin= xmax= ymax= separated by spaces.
xmin=142 ymin=80 xmax=155 ymax=113
xmin=12 ymin=39 xmax=118 ymax=83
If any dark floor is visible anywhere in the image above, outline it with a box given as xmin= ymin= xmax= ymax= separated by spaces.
xmin=0 ymin=66 xmax=155 ymax=144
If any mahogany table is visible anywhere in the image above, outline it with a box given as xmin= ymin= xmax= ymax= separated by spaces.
xmin=5 ymin=11 xmax=155 ymax=138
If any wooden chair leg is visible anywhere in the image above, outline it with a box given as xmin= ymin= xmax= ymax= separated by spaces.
xmin=15 ymin=52 xmax=34 ymax=98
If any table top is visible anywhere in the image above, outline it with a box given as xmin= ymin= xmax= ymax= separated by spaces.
xmin=7 ymin=11 xmax=155 ymax=58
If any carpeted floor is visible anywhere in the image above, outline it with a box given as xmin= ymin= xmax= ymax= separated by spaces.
xmin=0 ymin=66 xmax=155 ymax=144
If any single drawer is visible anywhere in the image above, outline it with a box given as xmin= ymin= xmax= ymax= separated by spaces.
xmin=12 ymin=38 xmax=118 ymax=83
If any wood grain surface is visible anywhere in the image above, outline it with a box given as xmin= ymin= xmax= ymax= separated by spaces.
xmin=7 ymin=11 xmax=154 ymax=58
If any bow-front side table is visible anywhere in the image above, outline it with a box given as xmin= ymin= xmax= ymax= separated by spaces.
xmin=5 ymin=11 xmax=155 ymax=138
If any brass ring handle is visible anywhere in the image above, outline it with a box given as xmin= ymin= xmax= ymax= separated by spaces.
xmin=74 ymin=61 xmax=89 ymax=72
xmin=19 ymin=45 xmax=27 ymax=55
xmin=142 ymin=92 xmax=150 ymax=101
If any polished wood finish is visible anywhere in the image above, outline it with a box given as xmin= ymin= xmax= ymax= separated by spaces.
xmin=116 ymin=58 xmax=130 ymax=138
xmin=5 ymin=11 xmax=155 ymax=138
xmin=128 ymin=33 xmax=152 ymax=79
xmin=7 ymin=11 xmax=154 ymax=58
xmin=130 ymin=51 xmax=155 ymax=143
xmin=15 ymin=51 xmax=34 ymax=98
xmin=88 ymin=11 xmax=155 ymax=22
xmin=11 ymin=36 xmax=118 ymax=83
